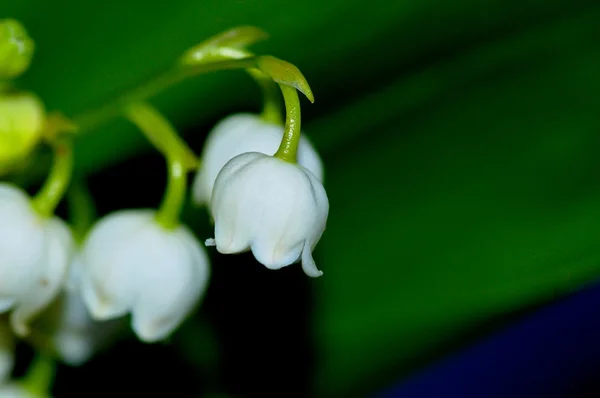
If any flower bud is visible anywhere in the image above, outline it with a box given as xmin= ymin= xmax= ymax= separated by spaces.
xmin=80 ymin=210 xmax=210 ymax=343
xmin=0 ymin=183 xmax=73 ymax=336
xmin=192 ymin=113 xmax=323 ymax=206
xmin=0 ymin=93 xmax=45 ymax=174
xmin=29 ymin=252 xmax=125 ymax=366
xmin=209 ymin=152 xmax=329 ymax=277
xmin=0 ymin=19 xmax=34 ymax=79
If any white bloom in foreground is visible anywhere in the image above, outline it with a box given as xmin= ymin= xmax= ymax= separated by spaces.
xmin=80 ymin=210 xmax=210 ymax=343
xmin=208 ymin=152 xmax=329 ymax=277
xmin=0 ymin=184 xmax=73 ymax=336
xmin=0 ymin=319 xmax=15 ymax=383
xmin=29 ymin=252 xmax=125 ymax=366
xmin=192 ymin=113 xmax=323 ymax=206
xmin=0 ymin=384 xmax=39 ymax=398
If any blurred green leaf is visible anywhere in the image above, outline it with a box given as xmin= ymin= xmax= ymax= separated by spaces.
xmin=311 ymin=5 xmax=600 ymax=397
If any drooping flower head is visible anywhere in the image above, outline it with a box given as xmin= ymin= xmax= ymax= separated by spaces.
xmin=28 ymin=251 xmax=125 ymax=366
xmin=192 ymin=113 xmax=323 ymax=206
xmin=209 ymin=152 xmax=328 ymax=277
xmin=0 ymin=184 xmax=73 ymax=336
xmin=80 ymin=210 xmax=210 ymax=343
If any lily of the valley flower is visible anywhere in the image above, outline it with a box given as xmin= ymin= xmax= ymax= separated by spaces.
xmin=0 ymin=183 xmax=73 ymax=336
xmin=29 ymin=252 xmax=125 ymax=366
xmin=208 ymin=152 xmax=329 ymax=277
xmin=192 ymin=113 xmax=323 ymax=206
xmin=80 ymin=210 xmax=210 ymax=343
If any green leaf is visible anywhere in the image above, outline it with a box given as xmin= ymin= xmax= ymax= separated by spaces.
xmin=310 ymin=5 xmax=600 ymax=397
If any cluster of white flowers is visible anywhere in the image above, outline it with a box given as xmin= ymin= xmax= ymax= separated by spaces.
xmin=0 ymin=109 xmax=328 ymax=351
xmin=0 ymin=19 xmax=329 ymax=394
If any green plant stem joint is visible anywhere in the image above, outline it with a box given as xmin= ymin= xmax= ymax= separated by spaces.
xmin=181 ymin=45 xmax=283 ymax=126
xmin=124 ymin=102 xmax=197 ymax=230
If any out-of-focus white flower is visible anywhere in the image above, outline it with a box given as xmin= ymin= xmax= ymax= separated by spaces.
xmin=80 ymin=210 xmax=210 ymax=343
xmin=0 ymin=384 xmax=40 ymax=398
xmin=0 ymin=183 xmax=73 ymax=336
xmin=192 ymin=113 xmax=323 ymax=206
xmin=29 ymin=252 xmax=125 ymax=366
xmin=0 ymin=318 xmax=15 ymax=383
xmin=208 ymin=152 xmax=329 ymax=277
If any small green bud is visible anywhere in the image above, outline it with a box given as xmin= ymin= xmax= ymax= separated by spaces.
xmin=0 ymin=19 xmax=35 ymax=79
xmin=0 ymin=92 xmax=46 ymax=174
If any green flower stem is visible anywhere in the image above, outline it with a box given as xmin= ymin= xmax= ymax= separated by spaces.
xmin=273 ymin=84 xmax=302 ymax=163
xmin=157 ymin=157 xmax=187 ymax=229
xmin=32 ymin=139 xmax=73 ymax=217
xmin=73 ymin=57 xmax=258 ymax=133
xmin=68 ymin=178 xmax=96 ymax=244
xmin=124 ymin=102 xmax=194 ymax=229
xmin=20 ymin=354 xmax=55 ymax=397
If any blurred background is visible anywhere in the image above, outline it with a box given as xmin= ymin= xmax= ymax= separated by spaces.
xmin=3 ymin=0 xmax=600 ymax=396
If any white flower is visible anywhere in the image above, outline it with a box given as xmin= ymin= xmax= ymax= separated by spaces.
xmin=0 ymin=318 xmax=15 ymax=383
xmin=0 ymin=183 xmax=73 ymax=336
xmin=80 ymin=210 xmax=210 ymax=343
xmin=192 ymin=113 xmax=323 ymax=206
xmin=208 ymin=152 xmax=329 ymax=277
xmin=28 ymin=252 xmax=125 ymax=366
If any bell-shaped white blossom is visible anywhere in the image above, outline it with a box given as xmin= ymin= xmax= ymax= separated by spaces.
xmin=208 ymin=152 xmax=329 ymax=277
xmin=0 ymin=183 xmax=73 ymax=336
xmin=0 ymin=318 xmax=15 ymax=383
xmin=29 ymin=252 xmax=125 ymax=366
xmin=192 ymin=113 xmax=323 ymax=206
xmin=80 ymin=210 xmax=210 ymax=343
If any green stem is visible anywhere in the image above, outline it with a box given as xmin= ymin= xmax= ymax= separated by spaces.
xmin=20 ymin=354 xmax=55 ymax=397
xmin=73 ymin=57 xmax=258 ymax=133
xmin=181 ymin=46 xmax=282 ymax=125
xmin=124 ymin=103 xmax=193 ymax=229
xmin=273 ymin=84 xmax=301 ymax=163
xmin=156 ymin=157 xmax=187 ymax=229
xmin=32 ymin=139 xmax=73 ymax=217
xmin=68 ymin=178 xmax=96 ymax=244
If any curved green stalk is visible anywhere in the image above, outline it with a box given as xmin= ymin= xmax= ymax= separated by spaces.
xmin=73 ymin=57 xmax=258 ymax=133
xmin=181 ymin=46 xmax=282 ymax=125
xmin=156 ymin=158 xmax=187 ymax=229
xmin=273 ymin=84 xmax=302 ymax=163
xmin=20 ymin=354 xmax=55 ymax=397
xmin=32 ymin=139 xmax=73 ymax=217
xmin=124 ymin=103 xmax=195 ymax=229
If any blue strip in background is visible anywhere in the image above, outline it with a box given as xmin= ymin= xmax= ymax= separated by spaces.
xmin=376 ymin=283 xmax=600 ymax=398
